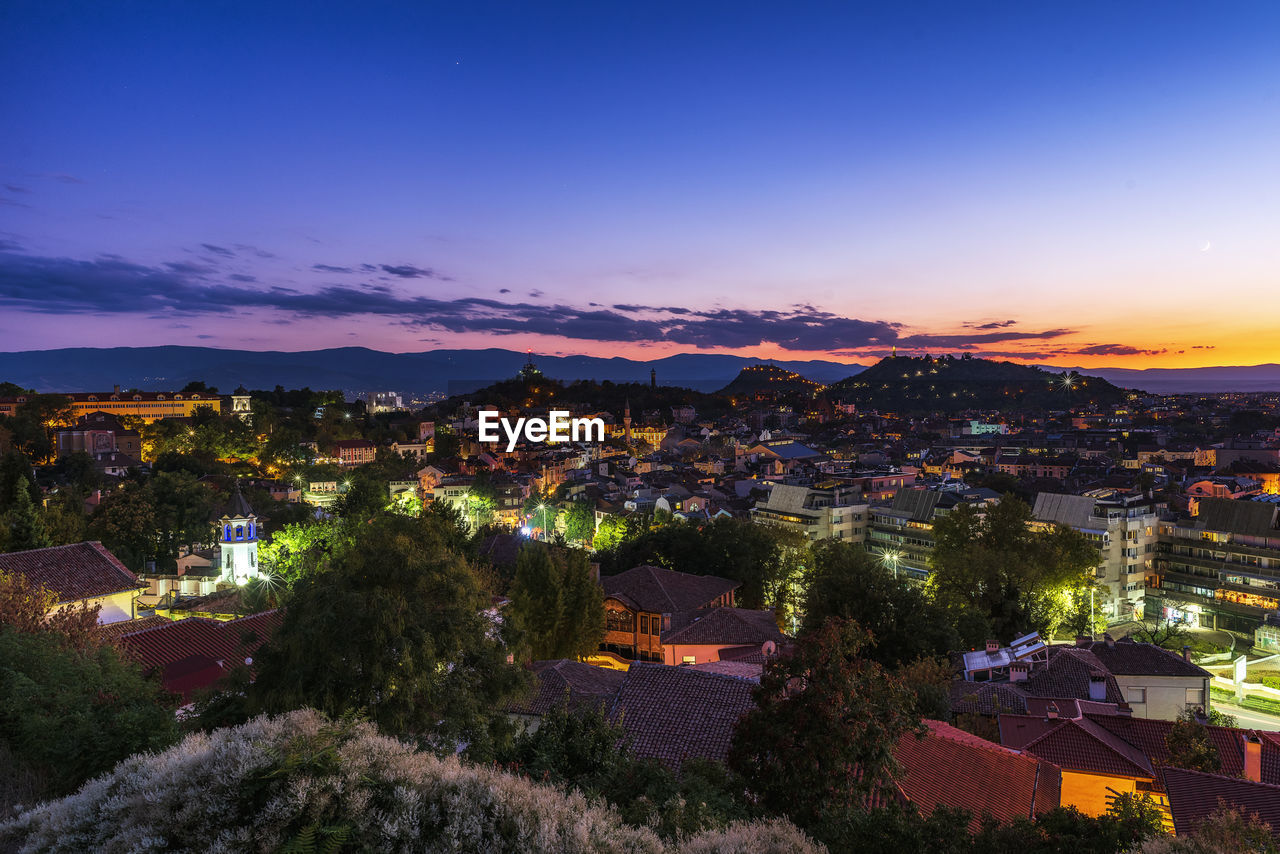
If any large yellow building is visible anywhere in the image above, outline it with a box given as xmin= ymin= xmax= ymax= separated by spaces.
xmin=0 ymin=386 xmax=221 ymax=423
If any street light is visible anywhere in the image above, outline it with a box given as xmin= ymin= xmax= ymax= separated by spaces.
xmin=881 ymin=549 xmax=902 ymax=580
xmin=537 ymin=503 xmax=548 ymax=542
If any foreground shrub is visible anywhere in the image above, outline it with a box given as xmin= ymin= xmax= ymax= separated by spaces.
xmin=1 ymin=709 xmax=823 ymax=854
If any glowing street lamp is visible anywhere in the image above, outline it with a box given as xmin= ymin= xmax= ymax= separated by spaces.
xmin=881 ymin=549 xmax=903 ymax=580
xmin=537 ymin=503 xmax=548 ymax=542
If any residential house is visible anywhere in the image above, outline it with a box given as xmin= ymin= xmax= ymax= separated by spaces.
xmin=0 ymin=541 xmax=146 ymax=624
xmin=600 ymin=565 xmax=738 ymax=662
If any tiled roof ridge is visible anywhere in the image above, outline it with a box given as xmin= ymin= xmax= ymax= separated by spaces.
xmin=923 ymin=718 xmax=1038 ymax=761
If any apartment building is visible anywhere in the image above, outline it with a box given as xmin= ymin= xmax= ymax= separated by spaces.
xmin=751 ymin=482 xmax=868 ymax=542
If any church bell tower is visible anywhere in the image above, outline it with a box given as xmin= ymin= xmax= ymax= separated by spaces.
xmin=218 ymin=484 xmax=260 ymax=585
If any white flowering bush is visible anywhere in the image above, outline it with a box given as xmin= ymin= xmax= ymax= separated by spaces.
xmin=1 ymin=710 xmax=823 ymax=854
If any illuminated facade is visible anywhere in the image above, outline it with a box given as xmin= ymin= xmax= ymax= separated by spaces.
xmin=0 ymin=387 xmax=221 ymax=423
xmin=1150 ymin=496 xmax=1280 ymax=634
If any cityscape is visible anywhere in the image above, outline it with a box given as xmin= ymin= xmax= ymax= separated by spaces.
xmin=3 ymin=3 xmax=1280 ymax=853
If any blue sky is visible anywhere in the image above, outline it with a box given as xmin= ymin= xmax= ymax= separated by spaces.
xmin=2 ymin=1 xmax=1278 ymax=365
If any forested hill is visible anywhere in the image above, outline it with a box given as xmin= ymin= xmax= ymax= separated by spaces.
xmin=824 ymin=354 xmax=1131 ymax=412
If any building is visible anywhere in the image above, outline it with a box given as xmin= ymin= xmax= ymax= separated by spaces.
xmin=0 ymin=541 xmax=146 ymax=624
xmin=660 ymin=607 xmax=788 ymax=666
xmin=1079 ymin=636 xmax=1210 ymax=720
xmin=230 ymin=386 xmax=252 ymax=423
xmin=0 ymin=386 xmax=221 ymax=423
xmin=367 ymin=391 xmax=405 ymax=414
xmin=216 ymin=488 xmax=261 ymax=584
xmin=1032 ymin=491 xmax=1162 ymax=621
xmin=1151 ymin=496 xmax=1280 ymax=635
xmin=599 ymin=565 xmax=738 ymax=662
xmin=751 ymin=482 xmax=869 ymax=542
xmin=55 ymin=411 xmax=142 ymax=459
xmin=332 ymin=439 xmax=377 ymax=467
xmin=866 ymin=483 xmax=1000 ymax=580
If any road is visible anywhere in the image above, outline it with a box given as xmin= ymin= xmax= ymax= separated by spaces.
xmin=1212 ymin=699 xmax=1280 ymax=731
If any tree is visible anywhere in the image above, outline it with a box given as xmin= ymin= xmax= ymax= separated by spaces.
xmin=247 ymin=515 xmax=529 ymax=754
xmin=86 ymin=483 xmax=156 ymax=570
xmin=0 ymin=570 xmax=100 ymax=650
xmin=1132 ymin=596 xmax=1192 ymax=649
xmin=592 ymin=514 xmax=637 ymax=551
xmin=507 ymin=545 xmax=605 ymax=661
xmin=729 ymin=618 xmax=922 ymax=829
xmin=149 ymin=471 xmax=217 ymax=570
xmin=930 ymin=498 xmax=1098 ymax=641
xmin=802 ymin=540 xmax=956 ymax=667
xmin=1164 ymin=709 xmax=1221 ymax=773
xmin=257 ymin=517 xmax=356 ymax=584
xmin=562 ymin=500 xmax=596 ymax=546
xmin=2 ymin=485 xmax=50 ymax=552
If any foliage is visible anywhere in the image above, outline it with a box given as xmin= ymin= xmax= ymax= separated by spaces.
xmin=507 ymin=545 xmax=605 ymax=661
xmin=0 ymin=628 xmax=178 ymax=809
xmin=729 ymin=618 xmax=922 ymax=829
xmin=593 ymin=513 xmax=640 ymax=551
xmin=0 ymin=571 xmax=100 ymax=650
xmin=0 ymin=394 xmax=75 ymax=461
xmin=258 ymin=517 xmax=357 ymax=584
xmin=247 ymin=515 xmax=529 ymax=756
xmin=1 ymin=486 xmax=50 ymax=552
xmin=1 ymin=709 xmax=821 ymax=854
xmin=597 ymin=517 xmax=807 ymax=613
xmin=802 ymin=540 xmax=956 ymax=667
xmin=1132 ymin=805 xmax=1278 ymax=854
xmin=561 ymin=500 xmax=596 ymax=545
xmin=930 ymin=497 xmax=1099 ymax=642
xmin=1163 ymin=709 xmax=1221 ymax=773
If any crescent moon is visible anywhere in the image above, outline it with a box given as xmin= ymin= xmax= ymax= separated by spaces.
xmin=1201 ymin=241 xmax=1212 ymax=252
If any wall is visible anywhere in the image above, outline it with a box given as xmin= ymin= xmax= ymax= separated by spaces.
xmin=1114 ymin=674 xmax=1210 ymax=720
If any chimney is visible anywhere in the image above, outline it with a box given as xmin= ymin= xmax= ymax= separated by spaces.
xmin=1010 ymin=661 xmax=1029 ymax=682
xmin=1182 ymin=645 xmax=1191 ymax=662
xmin=986 ymin=639 xmax=1001 ymax=654
xmin=1243 ymin=734 xmax=1262 ymax=782
xmin=1088 ymin=670 xmax=1108 ymax=702
xmin=1075 ymin=635 xmax=1092 ymax=648
xmin=1104 ymin=633 xmax=1116 ymax=648
xmin=1046 ymin=702 xmax=1060 ymax=720
xmin=114 ymin=384 xmax=120 ymax=394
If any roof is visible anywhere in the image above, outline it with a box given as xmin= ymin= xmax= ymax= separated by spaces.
xmin=0 ymin=541 xmax=143 ymax=605
xmin=1161 ymin=767 xmax=1280 ymax=839
xmin=115 ymin=612 xmax=282 ymax=676
xmin=91 ymin=614 xmax=172 ymax=642
xmin=1022 ymin=647 xmax=1125 ymax=705
xmin=601 ymin=565 xmax=739 ymax=614
xmin=169 ymin=588 xmax=244 ymax=616
xmin=661 ymin=608 xmax=787 ymax=646
xmin=218 ymin=484 xmax=255 ymax=519
xmin=1195 ymin=496 xmax=1279 ymax=538
xmin=1082 ymin=638 xmax=1210 ymax=678
xmin=610 ymin=662 xmax=756 ymax=768
xmin=508 ymin=659 xmax=626 ymax=716
xmin=1018 ymin=716 xmax=1154 ymax=778
xmin=950 ymin=681 xmax=1029 ymax=716
xmin=895 ymin=720 xmax=1061 ymax=833
xmin=1032 ymin=493 xmax=1101 ymax=531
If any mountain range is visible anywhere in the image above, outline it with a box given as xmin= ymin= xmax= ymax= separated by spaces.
xmin=0 ymin=346 xmax=1277 ymax=396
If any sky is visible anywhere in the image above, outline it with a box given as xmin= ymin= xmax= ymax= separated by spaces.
xmin=1 ymin=1 xmax=1278 ymax=368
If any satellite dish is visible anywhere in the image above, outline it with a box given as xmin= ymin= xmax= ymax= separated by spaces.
xmin=762 ymin=640 xmax=777 ymax=657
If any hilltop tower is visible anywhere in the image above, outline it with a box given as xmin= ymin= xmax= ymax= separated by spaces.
xmin=624 ymin=398 xmax=632 ymax=444
xmin=217 ymin=483 xmax=260 ymax=585
xmin=650 ymin=368 xmax=656 ymax=388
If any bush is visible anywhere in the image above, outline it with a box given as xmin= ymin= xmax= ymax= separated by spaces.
xmin=2 ymin=709 xmax=823 ymax=854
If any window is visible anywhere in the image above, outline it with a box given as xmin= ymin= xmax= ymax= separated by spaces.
xmin=1126 ymin=687 xmax=1146 ymax=704
xmin=235 ymin=525 xmax=244 ymax=540
xmin=1186 ymin=688 xmax=1205 ymax=706
xmin=682 ymin=655 xmax=696 ymax=665
xmin=640 ymin=614 xmax=649 ymax=635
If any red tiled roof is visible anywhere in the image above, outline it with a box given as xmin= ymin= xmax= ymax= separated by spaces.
xmin=1082 ymin=638 xmax=1210 ymax=679
xmin=895 ymin=720 xmax=1061 ymax=832
xmin=508 ymin=659 xmax=625 ymax=716
xmin=0 ymin=541 xmax=143 ymax=604
xmin=1020 ymin=717 xmax=1154 ymax=779
xmin=1161 ymin=767 xmax=1280 ymax=839
xmin=610 ymin=662 xmax=755 ymax=768
xmin=113 ymin=610 xmax=282 ymax=700
xmin=601 ymin=565 xmax=739 ymax=614
xmin=661 ymin=607 xmax=787 ymax=646
xmin=1084 ymin=714 xmax=1260 ymax=781
xmin=91 ymin=615 xmax=171 ymax=642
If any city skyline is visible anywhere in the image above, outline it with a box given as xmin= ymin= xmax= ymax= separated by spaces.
xmin=2 ymin=1 xmax=1278 ymax=367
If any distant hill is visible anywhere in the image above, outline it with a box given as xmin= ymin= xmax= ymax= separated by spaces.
xmin=717 ymin=364 xmax=822 ymax=398
xmin=825 ymin=355 xmax=1129 ymax=412
xmin=1041 ymin=363 xmax=1280 ymax=394
xmin=0 ymin=346 xmax=861 ymax=396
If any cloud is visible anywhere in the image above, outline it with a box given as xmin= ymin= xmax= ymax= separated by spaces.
xmin=201 ymin=243 xmax=234 ymax=257
xmin=0 ymin=238 xmax=22 ymax=251
xmin=229 ymin=273 xmax=257 ymax=282
xmin=0 ymin=250 xmax=1121 ymax=354
xmin=966 ymin=319 xmax=1017 ymax=330
xmin=312 ymin=264 xmax=355 ymax=274
xmin=380 ymin=263 xmax=449 ymax=280
xmin=1071 ymin=344 xmax=1168 ymax=357
xmin=4 ymin=184 xmax=30 ymax=194
xmin=498 ymin=288 xmax=511 ymax=294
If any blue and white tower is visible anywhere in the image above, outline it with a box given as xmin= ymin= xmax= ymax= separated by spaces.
xmin=217 ymin=484 xmax=260 ymax=584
